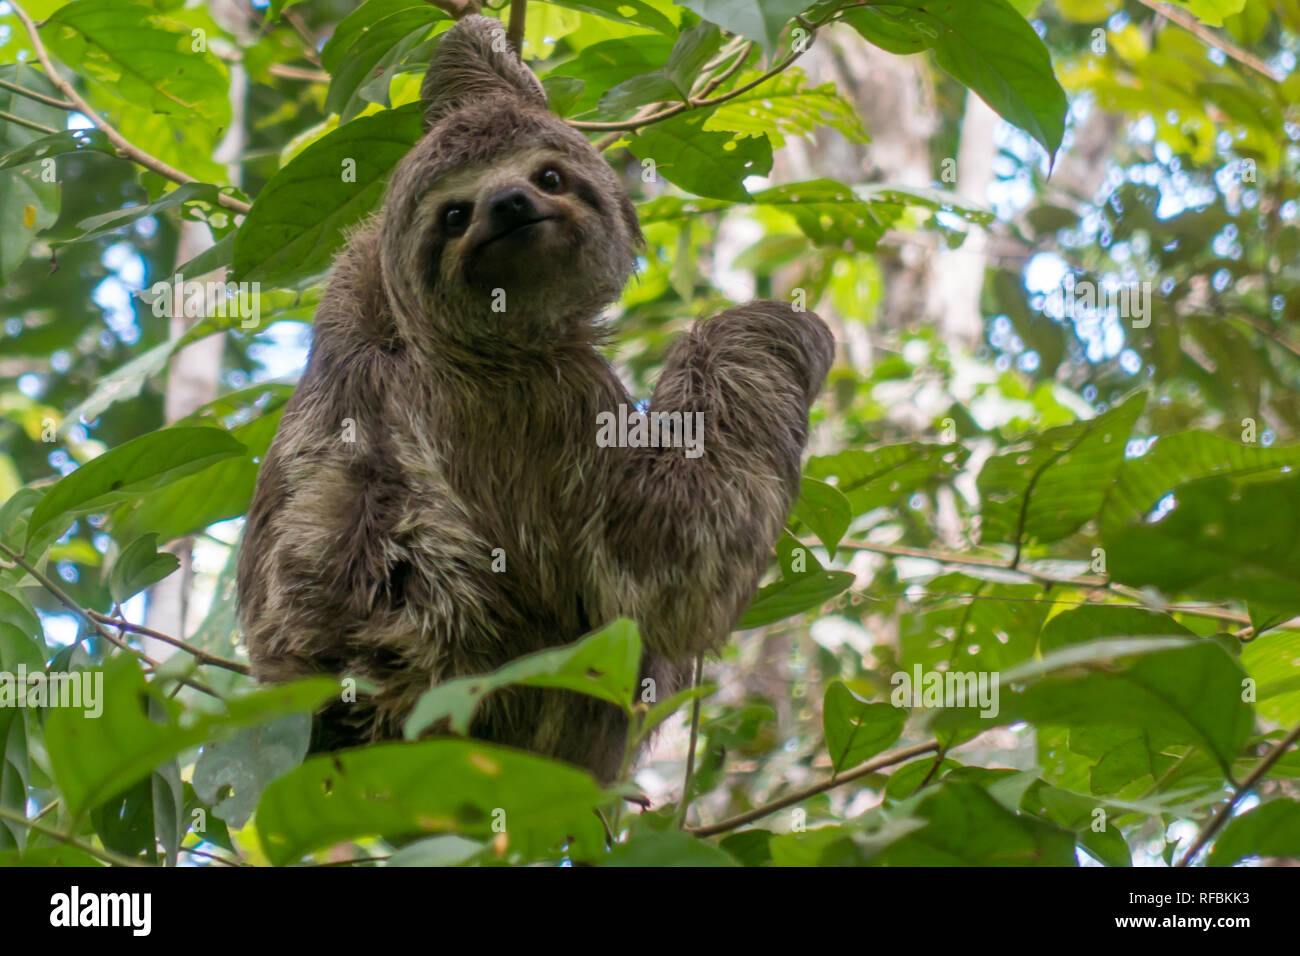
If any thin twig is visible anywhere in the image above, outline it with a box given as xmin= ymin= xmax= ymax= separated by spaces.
xmin=0 ymin=109 xmax=56 ymax=135
xmin=1134 ymin=0 xmax=1280 ymax=81
xmin=7 ymin=0 xmax=252 ymax=216
xmin=179 ymin=845 xmax=243 ymax=866
xmin=674 ymin=653 xmax=704 ymax=828
xmin=87 ymin=611 xmax=249 ymax=675
xmin=0 ymin=75 xmax=74 ymax=109
xmin=0 ymin=803 xmax=148 ymax=867
xmin=0 ymin=540 xmax=223 ymax=698
xmin=686 ymin=740 xmax=940 ymax=838
xmin=1176 ymin=720 xmax=1300 ymax=866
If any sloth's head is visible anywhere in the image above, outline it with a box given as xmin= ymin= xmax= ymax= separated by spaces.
xmin=381 ymin=15 xmax=642 ymax=354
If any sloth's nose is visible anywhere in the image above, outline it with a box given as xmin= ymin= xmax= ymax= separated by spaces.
xmin=487 ymin=186 xmax=540 ymax=235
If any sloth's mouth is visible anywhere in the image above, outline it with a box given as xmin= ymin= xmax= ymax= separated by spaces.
xmin=478 ymin=215 xmax=559 ymax=248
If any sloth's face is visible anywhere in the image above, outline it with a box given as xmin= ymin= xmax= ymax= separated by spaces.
xmin=382 ymin=137 xmax=641 ymax=350
xmin=426 ymin=147 xmax=603 ymax=294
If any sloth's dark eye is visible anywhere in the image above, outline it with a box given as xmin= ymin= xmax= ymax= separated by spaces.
xmin=535 ymin=166 xmax=564 ymax=193
xmin=442 ymin=203 xmax=472 ymax=236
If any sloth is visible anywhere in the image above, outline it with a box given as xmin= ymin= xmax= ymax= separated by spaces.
xmin=237 ymin=14 xmax=834 ymax=783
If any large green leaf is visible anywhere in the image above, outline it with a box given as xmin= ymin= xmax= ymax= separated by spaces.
xmin=629 ymin=113 xmax=772 ymax=202
xmin=933 ymin=606 xmax=1254 ymax=773
xmin=192 ymin=714 xmax=312 ymax=829
xmin=840 ymin=0 xmax=1068 ymax=154
xmin=1207 ymin=799 xmax=1300 ymax=866
xmin=320 ymin=0 xmax=444 ymax=122
xmin=44 ymin=656 xmax=335 ymax=817
xmin=978 ymin=393 xmax=1146 ymax=550
xmin=1100 ymin=431 xmax=1300 ymax=536
xmin=874 ymin=781 xmax=1077 ymax=865
xmin=736 ymin=569 xmax=854 ymax=629
xmin=256 ymin=739 xmax=607 ymax=865
xmin=44 ymin=0 xmax=229 ymax=123
xmin=403 ymin=618 xmax=641 ymax=738
xmin=1105 ymin=473 xmax=1300 ymax=613
xmin=822 ymin=681 xmax=906 ymax=774
xmin=678 ymin=0 xmax=808 ymax=55
xmin=231 ymin=104 xmax=423 ymax=285
xmin=110 ymin=406 xmax=284 ymax=544
xmin=25 ymin=426 xmax=246 ymax=548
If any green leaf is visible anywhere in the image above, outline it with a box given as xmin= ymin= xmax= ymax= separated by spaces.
xmin=0 ymin=708 xmax=29 ymax=851
xmin=403 ymin=618 xmax=642 ymax=738
xmin=192 ymin=714 xmax=312 ymax=829
xmin=1105 ymin=473 xmax=1300 ymax=613
xmin=90 ymin=776 xmax=153 ymax=860
xmin=320 ymin=0 xmax=444 ymax=122
xmin=44 ymin=0 xmax=229 ymax=123
xmin=678 ymin=0 xmax=808 ymax=55
xmin=603 ymin=829 xmax=739 ymax=866
xmin=546 ymin=36 xmax=677 ymax=117
xmin=840 ymin=0 xmax=1068 ymax=154
xmin=1169 ymin=0 xmax=1247 ymax=27
xmin=978 ymin=392 xmax=1146 ymax=550
xmin=111 ymin=407 xmax=284 ymax=544
xmin=44 ymin=656 xmax=335 ymax=817
xmin=629 ymin=113 xmax=772 ymax=202
xmin=0 ymin=64 xmax=62 ymax=278
xmin=232 ymin=104 xmax=424 ymax=285
xmin=750 ymin=179 xmax=903 ymax=252
xmin=1207 ymin=799 xmax=1300 ymax=866
xmin=0 ymin=127 xmax=114 ymax=170
xmin=25 ymin=426 xmax=246 ymax=548
xmin=62 ymin=181 xmax=226 ymax=245
xmin=664 ymin=21 xmax=724 ymax=94
xmin=1100 ymin=431 xmax=1300 ymax=536
xmin=549 ymin=0 xmax=678 ymax=35
xmin=108 ymin=533 xmax=180 ymax=604
xmin=822 ymin=681 xmax=906 ymax=773
xmin=388 ymin=834 xmax=485 ymax=866
xmin=256 ymin=739 xmax=607 ymax=865
xmin=808 ymin=442 xmax=968 ymax=517
xmin=704 ymin=68 xmax=870 ymax=146
xmin=793 ymin=476 xmax=850 ymax=556
xmin=736 ymin=569 xmax=854 ymax=629
xmin=874 ymin=781 xmax=1077 ymax=865
xmin=934 ymin=606 xmax=1254 ymax=774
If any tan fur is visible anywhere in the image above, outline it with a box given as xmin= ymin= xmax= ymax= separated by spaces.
xmin=238 ymin=16 xmax=834 ymax=781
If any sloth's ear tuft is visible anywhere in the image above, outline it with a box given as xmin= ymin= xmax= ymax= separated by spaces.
xmin=421 ymin=14 xmax=547 ymax=130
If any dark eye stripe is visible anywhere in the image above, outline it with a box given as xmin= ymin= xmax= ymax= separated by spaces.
xmin=572 ymin=176 xmax=605 ymax=215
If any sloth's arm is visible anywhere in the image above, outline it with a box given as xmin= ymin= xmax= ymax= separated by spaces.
xmin=595 ymin=300 xmax=834 ymax=661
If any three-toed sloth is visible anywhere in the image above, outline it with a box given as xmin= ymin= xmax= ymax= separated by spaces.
xmin=237 ymin=15 xmax=833 ymax=782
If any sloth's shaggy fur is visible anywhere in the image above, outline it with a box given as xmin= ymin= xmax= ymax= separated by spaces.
xmin=237 ymin=15 xmax=834 ymax=781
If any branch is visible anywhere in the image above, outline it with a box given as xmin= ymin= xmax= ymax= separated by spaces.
xmin=7 ymin=0 xmax=252 ymax=216
xmin=1177 ymin=719 xmax=1300 ymax=866
xmin=686 ymin=740 xmax=940 ymax=838
xmin=0 ymin=803 xmax=148 ymax=867
xmin=88 ymin=611 xmax=250 ymax=675
xmin=1134 ymin=0 xmax=1280 ymax=81
xmin=507 ymin=0 xmax=526 ymax=55
xmin=0 ymin=540 xmax=223 ymax=698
